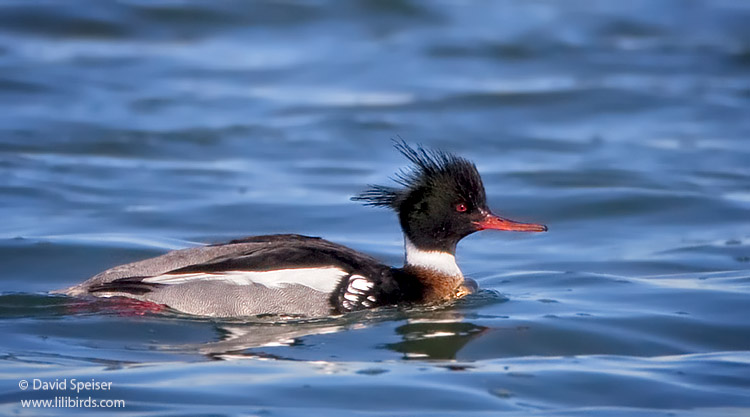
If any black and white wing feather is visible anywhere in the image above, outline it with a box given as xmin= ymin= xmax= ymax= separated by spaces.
xmin=334 ymin=275 xmax=379 ymax=312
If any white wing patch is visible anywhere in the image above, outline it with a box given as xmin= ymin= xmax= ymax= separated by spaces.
xmin=341 ymin=275 xmax=376 ymax=310
xmin=142 ymin=267 xmax=348 ymax=294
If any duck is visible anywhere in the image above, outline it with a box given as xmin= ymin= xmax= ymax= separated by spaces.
xmin=59 ymin=141 xmax=547 ymax=317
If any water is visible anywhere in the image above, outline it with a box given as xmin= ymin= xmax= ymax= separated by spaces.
xmin=1 ymin=0 xmax=749 ymax=415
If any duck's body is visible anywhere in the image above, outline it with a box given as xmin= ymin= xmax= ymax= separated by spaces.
xmin=62 ymin=234 xmax=473 ymax=317
xmin=59 ymin=142 xmax=546 ymax=317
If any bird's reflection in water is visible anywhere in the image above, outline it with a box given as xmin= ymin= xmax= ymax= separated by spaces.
xmin=162 ymin=291 xmax=503 ymax=361
xmin=169 ymin=317 xmax=349 ymax=360
xmin=170 ymin=306 xmax=489 ymax=361
xmin=385 ymin=320 xmax=488 ymax=360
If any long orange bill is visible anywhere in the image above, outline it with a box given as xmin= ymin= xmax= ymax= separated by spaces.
xmin=474 ymin=213 xmax=547 ymax=232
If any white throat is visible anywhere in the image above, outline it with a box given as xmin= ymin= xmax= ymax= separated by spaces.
xmin=404 ymin=237 xmax=463 ymax=278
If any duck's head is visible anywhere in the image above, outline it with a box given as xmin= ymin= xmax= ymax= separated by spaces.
xmin=353 ymin=141 xmax=547 ymax=255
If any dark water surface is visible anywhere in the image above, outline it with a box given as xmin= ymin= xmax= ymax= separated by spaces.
xmin=1 ymin=1 xmax=749 ymax=416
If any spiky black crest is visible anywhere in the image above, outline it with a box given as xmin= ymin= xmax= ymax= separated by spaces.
xmin=352 ymin=140 xmax=485 ymax=211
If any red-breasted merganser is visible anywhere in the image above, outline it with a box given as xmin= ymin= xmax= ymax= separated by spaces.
xmin=59 ymin=142 xmax=547 ymax=317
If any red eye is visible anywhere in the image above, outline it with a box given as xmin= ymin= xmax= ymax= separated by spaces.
xmin=456 ymin=203 xmax=467 ymax=213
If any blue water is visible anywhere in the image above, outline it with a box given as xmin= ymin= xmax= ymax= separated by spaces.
xmin=2 ymin=1 xmax=750 ymax=415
